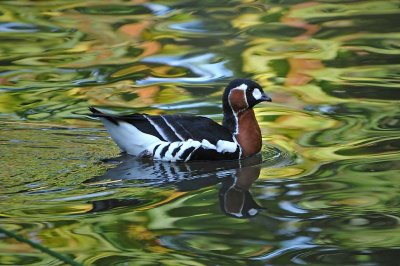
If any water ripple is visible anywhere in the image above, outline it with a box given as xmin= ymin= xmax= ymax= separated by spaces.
xmin=137 ymin=53 xmax=233 ymax=85
xmin=1 ymin=0 xmax=400 ymax=265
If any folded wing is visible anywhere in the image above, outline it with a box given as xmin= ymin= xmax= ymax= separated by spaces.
xmin=89 ymin=107 xmax=241 ymax=161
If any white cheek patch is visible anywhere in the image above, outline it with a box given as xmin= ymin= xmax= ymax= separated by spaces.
xmin=252 ymin=88 xmax=262 ymax=100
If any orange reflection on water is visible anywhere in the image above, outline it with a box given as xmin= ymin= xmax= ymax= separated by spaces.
xmin=281 ymin=1 xmax=320 ymax=41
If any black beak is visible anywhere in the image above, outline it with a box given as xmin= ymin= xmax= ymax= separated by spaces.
xmin=260 ymin=93 xmax=272 ymax=102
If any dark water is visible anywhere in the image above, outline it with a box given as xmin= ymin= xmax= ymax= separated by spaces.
xmin=1 ymin=0 xmax=400 ymax=265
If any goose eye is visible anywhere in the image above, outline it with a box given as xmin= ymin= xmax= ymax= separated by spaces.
xmin=252 ymin=88 xmax=262 ymax=100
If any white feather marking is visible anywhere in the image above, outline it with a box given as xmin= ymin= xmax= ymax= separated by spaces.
xmin=228 ymin=83 xmax=249 ymax=135
xmin=161 ymin=115 xmax=184 ymax=140
xmin=201 ymin=139 xmax=217 ymax=150
xmin=252 ymin=88 xmax=262 ymax=100
xmin=239 ymin=84 xmax=248 ymax=109
xmin=216 ymin=140 xmax=238 ymax=153
xmin=228 ymin=90 xmax=239 ymax=135
xmin=101 ymin=119 xmax=161 ymax=156
xmin=144 ymin=115 xmax=170 ymax=141
xmin=164 ymin=142 xmax=181 ymax=161
xmin=184 ymin=149 xmax=196 ymax=162
xmin=236 ymin=83 xmax=248 ymax=91
xmin=176 ymin=139 xmax=201 ymax=160
xmin=234 ymin=83 xmax=248 ymax=110
xmin=154 ymin=142 xmax=169 ymax=158
xmin=233 ymin=136 xmax=242 ymax=158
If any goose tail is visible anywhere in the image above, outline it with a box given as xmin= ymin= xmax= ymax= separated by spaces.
xmin=88 ymin=107 xmax=119 ymax=125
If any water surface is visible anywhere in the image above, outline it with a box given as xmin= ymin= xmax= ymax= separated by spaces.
xmin=1 ymin=0 xmax=400 ymax=265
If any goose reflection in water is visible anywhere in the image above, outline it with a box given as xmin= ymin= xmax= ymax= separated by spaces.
xmin=85 ymin=154 xmax=263 ymax=218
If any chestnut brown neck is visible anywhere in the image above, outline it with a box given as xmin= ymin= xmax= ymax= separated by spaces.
xmin=236 ymin=109 xmax=262 ymax=158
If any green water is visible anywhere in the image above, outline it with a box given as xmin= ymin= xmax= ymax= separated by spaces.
xmin=1 ymin=0 xmax=400 ymax=265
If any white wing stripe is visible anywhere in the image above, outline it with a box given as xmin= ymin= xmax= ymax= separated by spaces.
xmin=144 ymin=115 xmax=170 ymax=141
xmin=161 ymin=116 xmax=184 ymax=141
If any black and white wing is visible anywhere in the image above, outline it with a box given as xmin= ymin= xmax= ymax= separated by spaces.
xmin=89 ymin=108 xmax=241 ymax=161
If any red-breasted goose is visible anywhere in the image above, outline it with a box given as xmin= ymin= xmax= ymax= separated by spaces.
xmin=89 ymin=79 xmax=271 ymax=161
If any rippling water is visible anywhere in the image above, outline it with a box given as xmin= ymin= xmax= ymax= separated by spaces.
xmin=1 ymin=1 xmax=400 ymax=265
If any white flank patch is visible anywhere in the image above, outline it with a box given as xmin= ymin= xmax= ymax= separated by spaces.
xmin=154 ymin=142 xmax=169 ymax=158
xmin=252 ymin=88 xmax=262 ymax=100
xmin=101 ymin=119 xmax=161 ymax=156
xmin=144 ymin=115 xmax=170 ymax=141
xmin=150 ymin=138 xmax=238 ymax=161
xmin=161 ymin=116 xmax=184 ymax=140
xmin=176 ymin=139 xmax=201 ymax=161
xmin=216 ymin=140 xmax=238 ymax=153
xmin=164 ymin=141 xmax=181 ymax=161
xmin=201 ymin=139 xmax=217 ymax=150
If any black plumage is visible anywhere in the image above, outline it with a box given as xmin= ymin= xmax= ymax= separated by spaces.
xmin=89 ymin=111 xmax=236 ymax=144
xmin=88 ymin=78 xmax=272 ymax=161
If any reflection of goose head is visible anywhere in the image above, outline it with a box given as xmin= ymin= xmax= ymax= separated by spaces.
xmin=219 ymin=156 xmax=262 ymax=218
xmin=86 ymin=154 xmax=263 ymax=218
